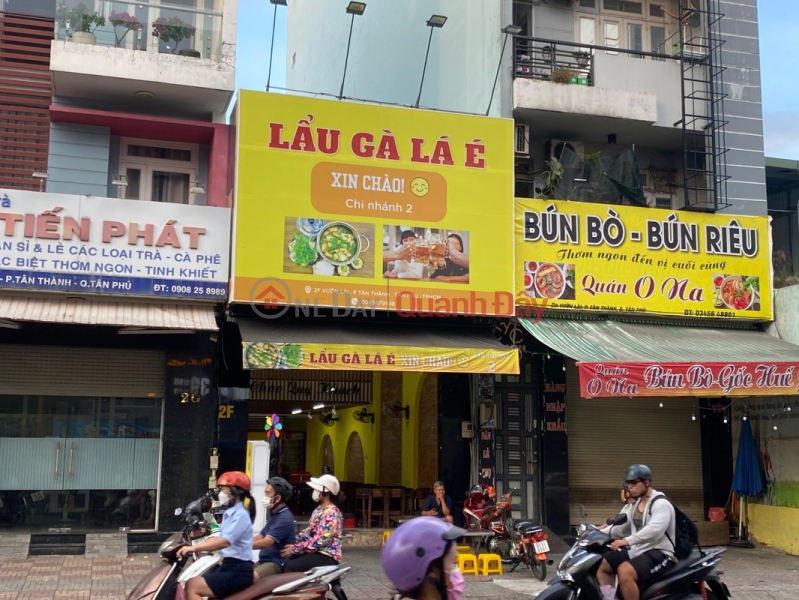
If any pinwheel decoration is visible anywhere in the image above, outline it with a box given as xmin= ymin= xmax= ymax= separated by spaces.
xmin=264 ymin=414 xmax=283 ymax=439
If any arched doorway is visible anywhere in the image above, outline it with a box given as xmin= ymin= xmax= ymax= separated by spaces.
xmin=345 ymin=432 xmax=365 ymax=483
xmin=321 ymin=435 xmax=335 ymax=475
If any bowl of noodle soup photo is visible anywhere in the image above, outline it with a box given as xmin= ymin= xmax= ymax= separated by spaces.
xmin=534 ymin=263 xmax=567 ymax=299
xmin=718 ymin=275 xmax=757 ymax=311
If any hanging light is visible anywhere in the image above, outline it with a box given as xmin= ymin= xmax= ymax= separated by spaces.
xmin=774 ymin=425 xmax=778 ymax=431
xmin=691 ymin=412 xmax=696 ymax=421
xmin=723 ymin=417 xmax=728 ymax=424
xmin=743 ymin=415 xmax=748 ymax=421
xmin=659 ymin=402 xmax=663 ymax=408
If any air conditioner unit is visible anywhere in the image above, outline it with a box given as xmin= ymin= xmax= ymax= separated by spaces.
xmin=547 ymin=139 xmax=585 ymax=161
xmin=515 ymin=123 xmax=530 ymax=157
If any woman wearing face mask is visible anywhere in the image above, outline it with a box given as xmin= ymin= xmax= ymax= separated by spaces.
xmin=280 ymin=474 xmax=343 ymax=572
xmin=382 ymin=517 xmax=465 ymax=600
xmin=177 ymin=471 xmax=257 ymax=600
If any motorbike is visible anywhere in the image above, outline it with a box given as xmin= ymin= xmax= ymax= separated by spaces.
xmin=537 ymin=514 xmax=731 ymax=600
xmin=463 ymin=484 xmax=501 ymax=531
xmin=126 ymin=491 xmax=350 ymax=600
xmin=484 ymin=489 xmax=550 ymax=581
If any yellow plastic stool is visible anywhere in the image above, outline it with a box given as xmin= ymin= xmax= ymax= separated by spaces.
xmin=456 ymin=545 xmax=471 ymax=555
xmin=457 ymin=553 xmax=478 ymax=575
xmin=478 ymin=553 xmax=503 ymax=576
xmin=382 ymin=530 xmax=392 ymax=546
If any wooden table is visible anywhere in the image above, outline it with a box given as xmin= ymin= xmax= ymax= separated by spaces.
xmin=283 ymin=217 xmax=376 ymax=278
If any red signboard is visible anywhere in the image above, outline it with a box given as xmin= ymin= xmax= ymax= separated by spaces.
xmin=578 ymin=362 xmax=799 ymax=397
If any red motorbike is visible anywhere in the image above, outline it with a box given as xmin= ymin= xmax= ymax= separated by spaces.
xmin=462 ymin=483 xmax=500 ymax=531
xmin=484 ymin=489 xmax=550 ymax=581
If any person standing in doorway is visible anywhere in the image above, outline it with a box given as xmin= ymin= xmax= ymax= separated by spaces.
xmin=422 ymin=481 xmax=454 ymax=524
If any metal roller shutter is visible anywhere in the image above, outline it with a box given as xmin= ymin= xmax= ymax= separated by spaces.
xmin=566 ymin=360 xmax=704 ymax=527
xmin=0 ymin=345 xmax=165 ymax=397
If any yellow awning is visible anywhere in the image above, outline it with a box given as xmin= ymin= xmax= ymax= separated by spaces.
xmin=237 ymin=318 xmax=518 ymax=374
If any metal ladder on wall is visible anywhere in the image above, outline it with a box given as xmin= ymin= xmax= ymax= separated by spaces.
xmin=677 ymin=0 xmax=731 ymax=212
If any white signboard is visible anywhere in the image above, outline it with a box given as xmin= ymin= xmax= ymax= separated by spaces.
xmin=0 ymin=190 xmax=230 ymax=300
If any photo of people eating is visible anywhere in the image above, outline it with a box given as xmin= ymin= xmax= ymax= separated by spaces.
xmin=382 ymin=225 xmax=470 ymax=283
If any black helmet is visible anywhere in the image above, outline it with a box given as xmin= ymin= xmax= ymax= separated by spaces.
xmin=625 ymin=464 xmax=652 ymax=482
xmin=267 ymin=477 xmax=294 ymax=503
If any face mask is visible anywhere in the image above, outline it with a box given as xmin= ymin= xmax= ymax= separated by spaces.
xmin=446 ymin=566 xmax=464 ymax=600
xmin=262 ymin=495 xmax=274 ymax=509
xmin=312 ymin=490 xmax=320 ymax=502
xmin=218 ymin=491 xmax=230 ymax=505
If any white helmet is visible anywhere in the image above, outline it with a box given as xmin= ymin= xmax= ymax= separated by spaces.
xmin=307 ymin=474 xmax=340 ymax=495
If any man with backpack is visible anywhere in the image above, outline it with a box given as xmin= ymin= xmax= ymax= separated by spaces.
xmin=597 ymin=465 xmax=679 ymax=600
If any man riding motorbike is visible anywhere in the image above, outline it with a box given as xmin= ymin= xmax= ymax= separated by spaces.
xmin=253 ymin=477 xmax=296 ymax=578
xmin=597 ymin=465 xmax=676 ymax=600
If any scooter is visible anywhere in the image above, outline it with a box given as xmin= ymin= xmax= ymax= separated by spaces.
xmin=484 ymin=489 xmax=550 ymax=581
xmin=126 ymin=491 xmax=350 ymax=600
xmin=537 ymin=514 xmax=731 ymax=600
xmin=463 ymin=484 xmax=498 ymax=530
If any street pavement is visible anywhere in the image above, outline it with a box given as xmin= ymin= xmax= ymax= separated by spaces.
xmin=0 ymin=544 xmax=796 ymax=599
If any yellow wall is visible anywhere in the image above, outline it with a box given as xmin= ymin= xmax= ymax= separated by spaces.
xmin=304 ymin=373 xmax=381 ymax=484
xmin=749 ymin=503 xmax=799 ymax=556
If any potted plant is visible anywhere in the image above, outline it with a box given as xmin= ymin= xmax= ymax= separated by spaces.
xmin=549 ymin=67 xmax=576 ymax=84
xmin=152 ymin=16 xmax=197 ymax=56
xmin=109 ymin=10 xmax=143 ymax=48
xmin=65 ymin=4 xmax=105 ymax=45
xmin=573 ymin=50 xmax=591 ymax=67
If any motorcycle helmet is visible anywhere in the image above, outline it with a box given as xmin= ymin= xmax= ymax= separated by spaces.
xmin=267 ymin=477 xmax=294 ymax=502
xmin=217 ymin=471 xmax=252 ymax=491
xmin=487 ymin=486 xmax=496 ymax=500
xmin=624 ymin=464 xmax=652 ymax=483
xmin=382 ymin=517 xmax=466 ymax=593
xmin=307 ymin=474 xmax=340 ymax=495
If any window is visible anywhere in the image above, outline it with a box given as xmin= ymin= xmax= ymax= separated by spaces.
xmin=603 ymin=0 xmax=643 ymax=14
xmin=580 ymin=0 xmax=596 ymax=6
xmin=627 ymin=22 xmax=643 ymax=55
xmin=580 ymin=17 xmax=596 ymax=46
xmin=651 ymin=25 xmax=666 ymax=55
xmin=655 ymin=198 xmax=671 ymax=209
xmin=119 ymin=138 xmax=199 ymax=204
xmin=650 ymin=4 xmax=665 ymax=17
xmin=604 ymin=21 xmax=620 ymax=54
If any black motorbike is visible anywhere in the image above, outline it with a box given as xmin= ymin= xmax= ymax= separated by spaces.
xmin=537 ymin=515 xmax=731 ymax=600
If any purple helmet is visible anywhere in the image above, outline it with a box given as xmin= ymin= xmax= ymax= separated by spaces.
xmin=382 ymin=517 xmax=466 ymax=592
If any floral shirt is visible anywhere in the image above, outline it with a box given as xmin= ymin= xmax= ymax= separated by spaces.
xmin=291 ymin=504 xmax=343 ymax=562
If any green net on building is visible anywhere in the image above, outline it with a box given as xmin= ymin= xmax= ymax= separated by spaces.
xmin=548 ymin=146 xmax=646 ymax=206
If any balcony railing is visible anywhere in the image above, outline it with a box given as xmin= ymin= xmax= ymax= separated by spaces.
xmin=55 ymin=0 xmax=223 ymax=60
xmin=513 ymin=36 xmax=679 ymax=86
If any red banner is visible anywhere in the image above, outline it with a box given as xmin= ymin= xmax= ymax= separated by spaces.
xmin=578 ymin=362 xmax=799 ymax=397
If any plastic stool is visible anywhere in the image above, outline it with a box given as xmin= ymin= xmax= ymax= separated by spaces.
xmin=478 ymin=553 xmax=503 ymax=576
xmin=457 ymin=545 xmax=472 ymax=554
xmin=457 ymin=553 xmax=478 ymax=575
xmin=382 ymin=530 xmax=392 ymax=546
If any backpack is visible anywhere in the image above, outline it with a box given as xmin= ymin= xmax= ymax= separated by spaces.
xmin=649 ymin=495 xmax=699 ymax=559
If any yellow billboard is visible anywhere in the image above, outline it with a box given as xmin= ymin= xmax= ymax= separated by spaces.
xmin=515 ymin=199 xmax=772 ymax=320
xmin=232 ymin=92 xmax=514 ymax=315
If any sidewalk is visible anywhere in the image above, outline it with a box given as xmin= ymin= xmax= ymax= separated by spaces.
xmin=0 ymin=544 xmax=796 ymax=599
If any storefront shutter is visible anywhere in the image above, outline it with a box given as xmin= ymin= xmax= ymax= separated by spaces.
xmin=565 ymin=360 xmax=704 ymax=528
xmin=0 ymin=345 xmax=165 ymax=398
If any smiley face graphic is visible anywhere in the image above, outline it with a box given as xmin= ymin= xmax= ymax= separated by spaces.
xmin=410 ymin=177 xmax=430 ymax=197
